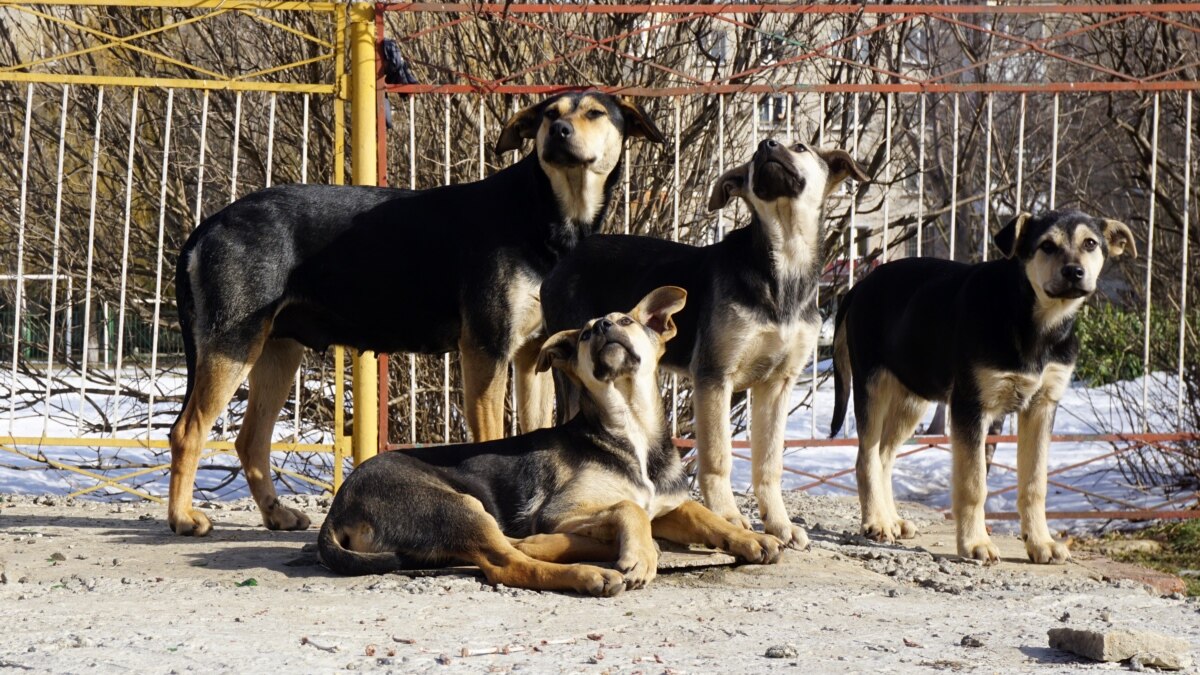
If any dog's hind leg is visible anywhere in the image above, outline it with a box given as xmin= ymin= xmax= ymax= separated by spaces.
xmin=168 ymin=349 xmax=259 ymax=536
xmin=750 ymin=376 xmax=808 ymax=548
xmin=694 ymin=381 xmax=749 ymax=530
xmin=877 ymin=374 xmax=929 ymax=541
xmin=949 ymin=400 xmax=999 ymax=564
xmin=512 ymin=337 xmax=555 ymax=433
xmin=1017 ymin=364 xmax=1072 ymax=564
xmin=460 ymin=338 xmax=508 ymax=443
xmin=512 ymin=533 xmax=618 ymax=563
xmin=234 ymin=337 xmax=311 ymax=531
xmin=855 ymin=373 xmax=891 ymax=542
xmin=652 ymin=500 xmax=783 ymax=565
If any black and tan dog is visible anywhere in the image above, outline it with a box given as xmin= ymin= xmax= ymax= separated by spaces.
xmin=318 ymin=287 xmax=782 ymax=595
xmin=541 ymin=140 xmax=867 ymax=547
xmin=168 ymin=91 xmax=664 ymax=536
xmin=830 ymin=209 xmax=1136 ymax=563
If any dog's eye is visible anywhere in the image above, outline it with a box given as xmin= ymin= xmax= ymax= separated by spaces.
xmin=586 ymin=109 xmax=606 ymax=120
xmin=792 ymin=143 xmax=808 ymax=153
xmin=617 ymin=317 xmax=633 ymax=327
xmin=1083 ymin=238 xmax=1098 ymax=251
xmin=580 ymin=329 xmax=591 ymax=342
xmin=1038 ymin=241 xmax=1058 ymax=254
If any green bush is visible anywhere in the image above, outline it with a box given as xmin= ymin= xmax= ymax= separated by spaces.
xmin=1074 ymin=304 xmax=1191 ymax=386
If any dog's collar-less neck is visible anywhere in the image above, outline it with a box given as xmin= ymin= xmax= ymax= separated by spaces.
xmin=579 ymin=374 xmax=667 ymax=465
xmin=535 ymin=153 xmax=622 ymax=234
xmin=749 ymin=199 xmax=822 ymax=279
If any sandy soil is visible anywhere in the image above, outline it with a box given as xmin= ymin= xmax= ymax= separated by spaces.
xmin=1 ymin=492 xmax=1197 ymax=674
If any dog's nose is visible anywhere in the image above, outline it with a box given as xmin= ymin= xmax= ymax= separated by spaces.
xmin=595 ymin=318 xmax=613 ymax=334
xmin=1061 ymin=264 xmax=1085 ymax=281
xmin=550 ymin=120 xmax=573 ymax=140
xmin=759 ymin=138 xmax=780 ymax=152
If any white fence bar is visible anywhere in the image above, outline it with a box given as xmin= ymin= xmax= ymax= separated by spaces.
xmin=147 ymin=88 xmax=176 ymax=438
xmin=230 ymin=91 xmax=243 ymax=203
xmin=1016 ymin=93 xmax=1026 ymax=211
xmin=917 ymin=94 xmax=925 ymax=257
xmin=265 ymin=92 xmax=277 ymax=187
xmin=716 ymin=93 xmax=725 ymax=241
xmin=1141 ymin=93 xmax=1160 ymax=429
xmin=1050 ymin=93 xmax=1059 ymax=210
xmin=882 ymin=93 xmax=891 ymax=262
xmin=1179 ymin=92 xmax=1193 ymax=426
xmin=982 ymin=93 xmax=992 ymax=261
xmin=670 ymin=96 xmax=681 ymax=438
xmin=949 ymin=95 xmax=959 ymax=261
xmin=9 ymin=83 xmax=34 ymax=433
xmin=42 ymin=85 xmax=70 ymax=434
xmin=77 ymin=86 xmax=106 ymax=431
xmin=192 ymin=90 xmax=209 ymax=227
xmin=847 ymin=93 xmax=859 ymax=288
xmin=112 ymin=89 xmax=140 ymax=415
xmin=409 ymin=95 xmax=417 ymax=444
xmin=443 ymin=94 xmax=451 ymax=441
xmin=295 ymin=93 xmax=310 ymax=443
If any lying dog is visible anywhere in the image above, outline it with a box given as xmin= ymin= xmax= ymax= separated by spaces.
xmin=318 ymin=287 xmax=782 ymax=595
xmin=168 ymin=91 xmax=664 ymax=536
xmin=830 ymin=210 xmax=1136 ymax=563
xmin=541 ymin=140 xmax=867 ymax=547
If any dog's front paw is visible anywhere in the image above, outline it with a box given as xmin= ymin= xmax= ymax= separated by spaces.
xmin=616 ymin=546 xmax=658 ymax=590
xmin=726 ymin=531 xmax=784 ymax=564
xmin=262 ymin=500 xmax=311 ymax=531
xmin=895 ymin=518 xmax=918 ymax=540
xmin=958 ymin=536 xmax=1001 ymax=565
xmin=574 ymin=565 xmax=626 ymax=597
xmin=861 ymin=518 xmax=898 ymax=544
xmin=764 ymin=520 xmax=809 ymax=550
xmin=168 ymin=508 xmax=213 ymax=537
xmin=1025 ymin=538 xmax=1070 ymax=565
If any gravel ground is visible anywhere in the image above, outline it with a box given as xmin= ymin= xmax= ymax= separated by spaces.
xmin=1 ymin=492 xmax=1197 ymax=673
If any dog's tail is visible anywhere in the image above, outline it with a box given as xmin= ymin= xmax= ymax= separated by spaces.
xmin=829 ymin=289 xmax=855 ymax=438
xmin=317 ymin=517 xmax=405 ymax=576
xmin=174 ymin=244 xmax=199 ymax=417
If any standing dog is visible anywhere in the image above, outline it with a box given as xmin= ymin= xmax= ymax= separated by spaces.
xmin=169 ymin=91 xmax=664 ymax=536
xmin=319 ymin=287 xmax=783 ymax=595
xmin=830 ymin=210 xmax=1136 ymax=563
xmin=541 ymin=140 xmax=868 ymax=547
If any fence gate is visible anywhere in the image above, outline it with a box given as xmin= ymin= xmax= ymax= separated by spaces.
xmin=0 ymin=0 xmax=351 ymax=502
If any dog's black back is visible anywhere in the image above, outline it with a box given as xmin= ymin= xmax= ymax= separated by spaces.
xmin=178 ymin=153 xmax=605 ymax=361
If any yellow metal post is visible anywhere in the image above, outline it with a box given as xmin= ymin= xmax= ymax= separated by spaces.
xmin=349 ymin=1 xmax=378 ymax=466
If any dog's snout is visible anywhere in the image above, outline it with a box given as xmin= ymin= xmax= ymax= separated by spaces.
xmin=759 ymin=138 xmax=780 ymax=152
xmin=549 ymin=120 xmax=573 ymax=140
xmin=595 ymin=318 xmax=614 ymax=334
xmin=1061 ymin=264 xmax=1085 ymax=282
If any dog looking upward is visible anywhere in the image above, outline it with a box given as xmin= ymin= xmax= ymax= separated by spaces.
xmin=542 ymin=139 xmax=868 ymax=547
xmin=319 ymin=287 xmax=782 ymax=595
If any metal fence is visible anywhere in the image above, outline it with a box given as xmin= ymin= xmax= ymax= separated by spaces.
xmin=373 ymin=3 xmax=1199 ymax=521
xmin=0 ymin=0 xmax=350 ymax=502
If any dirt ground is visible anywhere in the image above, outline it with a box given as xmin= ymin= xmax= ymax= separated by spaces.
xmin=2 ymin=492 xmax=1198 ymax=674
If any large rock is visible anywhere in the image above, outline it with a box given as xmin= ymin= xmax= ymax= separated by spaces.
xmin=1048 ymin=627 xmax=1193 ymax=670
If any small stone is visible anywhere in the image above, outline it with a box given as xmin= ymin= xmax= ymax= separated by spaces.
xmin=121 ymin=578 xmax=132 ymax=585
xmin=48 ymin=552 xmax=66 ymax=562
xmin=960 ymin=635 xmax=985 ymax=648
xmin=1058 ymin=611 xmax=1070 ymax=623
xmin=1048 ymin=628 xmax=1193 ymax=670
xmin=765 ymin=644 xmax=798 ymax=658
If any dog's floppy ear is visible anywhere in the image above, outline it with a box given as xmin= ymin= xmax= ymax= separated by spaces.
xmin=818 ymin=149 xmax=869 ymax=194
xmin=630 ymin=286 xmax=688 ymax=342
xmin=615 ymin=96 xmax=666 ymax=144
xmin=994 ymin=212 xmax=1031 ymax=258
xmin=707 ymin=163 xmax=749 ymax=211
xmin=535 ymin=330 xmax=579 ymax=374
xmin=1101 ymin=218 xmax=1137 ymax=259
xmin=495 ymin=100 xmax=546 ymax=155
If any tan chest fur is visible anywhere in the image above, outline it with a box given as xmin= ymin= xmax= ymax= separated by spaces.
xmin=713 ymin=312 xmax=821 ymax=391
xmin=974 ymin=362 xmax=1073 ymax=416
